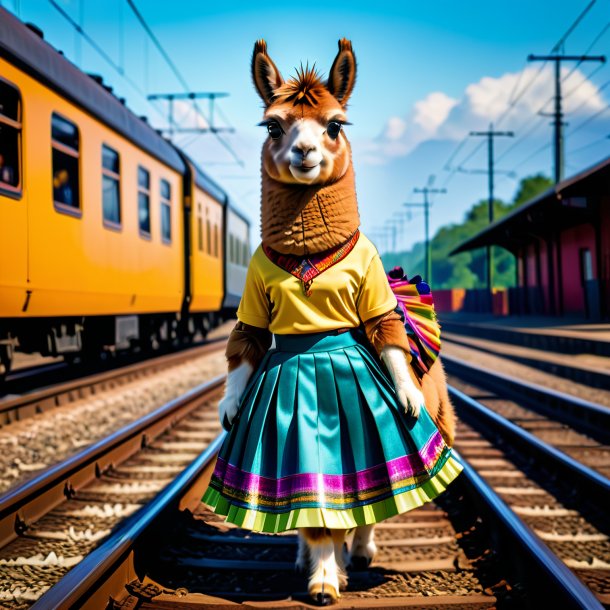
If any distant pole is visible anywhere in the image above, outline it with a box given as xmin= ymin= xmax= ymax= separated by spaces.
xmin=405 ymin=186 xmax=446 ymax=284
xmin=469 ymin=126 xmax=513 ymax=304
xmin=527 ymin=54 xmax=605 ymax=183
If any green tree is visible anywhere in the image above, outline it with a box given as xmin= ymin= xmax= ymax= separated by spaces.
xmin=511 ymin=173 xmax=553 ymax=208
xmin=380 ymin=174 xmax=552 ymax=289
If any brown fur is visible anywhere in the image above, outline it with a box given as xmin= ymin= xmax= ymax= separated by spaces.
xmin=261 ymin=163 xmax=360 ymax=255
xmin=302 ymin=527 xmax=333 ymax=542
xmin=364 ymin=312 xmax=456 ymax=447
xmin=234 ymin=38 xmax=457 ymax=603
xmin=226 ymin=322 xmax=272 ymax=372
xmin=418 ymin=359 xmax=456 ymax=446
xmin=364 ymin=311 xmax=411 ymax=355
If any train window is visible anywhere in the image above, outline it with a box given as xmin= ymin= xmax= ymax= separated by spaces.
xmin=138 ymin=166 xmax=151 ymax=236
xmin=214 ymin=225 xmax=219 ymax=258
xmin=52 ymin=113 xmax=80 ymax=212
xmin=160 ymin=179 xmax=171 ymax=243
xmin=197 ymin=203 xmax=203 ymax=251
xmin=229 ymin=234 xmax=235 ymax=263
xmin=206 ymin=216 xmax=212 ymax=255
xmin=242 ymin=242 xmax=249 ymax=266
xmin=102 ymin=145 xmax=121 ymax=227
xmin=0 ymin=79 xmax=22 ymax=195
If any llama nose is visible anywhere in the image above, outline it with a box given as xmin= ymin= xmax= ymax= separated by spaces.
xmin=291 ymin=143 xmax=316 ymax=157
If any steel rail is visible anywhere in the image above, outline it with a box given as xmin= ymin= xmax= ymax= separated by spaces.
xmin=32 ymin=441 xmax=603 ymax=610
xmin=30 ymin=432 xmax=226 ymax=609
xmin=448 ymin=384 xmax=610 ymax=512
xmin=443 ymin=332 xmax=610 ymax=390
xmin=443 ymin=353 xmax=610 ymax=445
xmin=455 ymin=450 xmax=604 ymax=610
xmin=0 ymin=337 xmax=226 ymax=424
xmin=25 ymin=386 xmax=607 ymax=609
xmin=0 ymin=374 xmax=225 ymax=548
xmin=439 ymin=319 xmax=610 ymax=357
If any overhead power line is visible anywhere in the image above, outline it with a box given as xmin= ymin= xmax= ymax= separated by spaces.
xmin=125 ymin=0 xmax=190 ymax=92
xmin=47 ymin=0 xmax=166 ymax=122
xmin=147 ymin=91 xmax=234 ymax=140
xmin=528 ymin=53 xmax=606 ymax=183
xmin=443 ymin=0 xmax=600 ymax=182
xmin=125 ymin=0 xmax=244 ymax=166
xmin=469 ymin=126 xmax=513 ymax=301
xmin=551 ymin=0 xmax=597 ymax=53
xmin=406 ymin=186 xmax=446 ymax=284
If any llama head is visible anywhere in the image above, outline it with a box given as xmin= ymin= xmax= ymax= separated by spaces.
xmin=252 ymin=39 xmax=356 ymax=186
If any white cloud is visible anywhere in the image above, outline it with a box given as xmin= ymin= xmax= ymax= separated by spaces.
xmin=361 ymin=65 xmax=607 ymax=165
xmin=170 ymin=99 xmax=210 ymax=130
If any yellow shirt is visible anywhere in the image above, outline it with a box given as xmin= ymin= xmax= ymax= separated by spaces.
xmin=237 ymin=233 xmax=397 ymax=334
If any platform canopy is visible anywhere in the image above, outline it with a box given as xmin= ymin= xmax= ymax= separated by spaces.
xmin=450 ymin=155 xmax=610 ymax=255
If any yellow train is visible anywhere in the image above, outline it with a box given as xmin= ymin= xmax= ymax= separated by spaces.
xmin=0 ymin=9 xmax=250 ymax=375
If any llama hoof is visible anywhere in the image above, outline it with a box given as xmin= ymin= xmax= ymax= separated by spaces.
xmin=309 ymin=582 xmax=339 ymax=606
xmin=350 ymin=554 xmax=372 ymax=571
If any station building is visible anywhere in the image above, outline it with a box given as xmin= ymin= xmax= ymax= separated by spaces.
xmin=451 ymin=155 xmax=610 ymax=320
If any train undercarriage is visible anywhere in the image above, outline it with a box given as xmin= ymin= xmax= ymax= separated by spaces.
xmin=0 ymin=310 xmax=228 ymax=378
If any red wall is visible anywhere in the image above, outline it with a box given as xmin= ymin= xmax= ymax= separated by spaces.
xmin=559 ymin=224 xmax=597 ymax=314
xmin=539 ymin=240 xmax=549 ymax=305
xmin=526 ymin=243 xmax=537 ymax=287
xmin=601 ymin=197 xmax=610 ymax=317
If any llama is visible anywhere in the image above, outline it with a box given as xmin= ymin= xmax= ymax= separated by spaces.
xmin=202 ymin=39 xmax=461 ymax=606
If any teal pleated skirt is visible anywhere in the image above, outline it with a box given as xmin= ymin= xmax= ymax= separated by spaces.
xmin=203 ymin=329 xmax=462 ymax=533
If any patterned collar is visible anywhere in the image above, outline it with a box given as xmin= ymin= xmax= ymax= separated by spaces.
xmin=262 ymin=231 xmax=360 ymax=297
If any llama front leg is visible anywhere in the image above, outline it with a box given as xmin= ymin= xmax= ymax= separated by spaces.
xmin=218 ymin=322 xmax=272 ymax=429
xmin=349 ymin=524 xmax=377 ymax=570
xmin=300 ymin=527 xmax=341 ymax=605
xmin=331 ymin=529 xmax=349 ymax=590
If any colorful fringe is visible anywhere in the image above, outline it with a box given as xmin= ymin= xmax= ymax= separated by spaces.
xmin=203 ymin=455 xmax=462 ymax=532
xmin=387 ymin=266 xmax=442 ymax=376
xmin=208 ymin=429 xmax=449 ymax=512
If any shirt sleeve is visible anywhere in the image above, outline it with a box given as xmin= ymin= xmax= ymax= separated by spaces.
xmin=236 ymin=257 xmax=271 ymax=329
xmin=357 ymin=253 xmax=398 ymax=322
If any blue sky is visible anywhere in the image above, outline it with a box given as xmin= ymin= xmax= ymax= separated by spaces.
xmin=4 ymin=0 xmax=610 ymax=253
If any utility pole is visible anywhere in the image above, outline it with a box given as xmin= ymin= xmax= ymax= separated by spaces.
xmin=527 ymin=54 xmax=605 ymax=183
xmin=469 ymin=125 xmax=513 ymax=306
xmin=147 ymin=92 xmax=235 ymax=140
xmin=405 ymin=186 xmax=446 ymax=285
xmin=385 ymin=220 xmax=397 ymax=253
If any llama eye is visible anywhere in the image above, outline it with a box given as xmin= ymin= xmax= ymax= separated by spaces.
xmin=326 ymin=121 xmax=342 ymax=139
xmin=267 ymin=121 xmax=283 ymax=140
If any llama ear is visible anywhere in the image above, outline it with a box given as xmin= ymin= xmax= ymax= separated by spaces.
xmin=252 ymin=39 xmax=284 ymax=106
xmin=327 ymin=38 xmax=357 ymax=106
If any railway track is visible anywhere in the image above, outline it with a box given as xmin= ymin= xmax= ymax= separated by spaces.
xmin=439 ymin=318 xmax=610 ymax=357
xmin=442 ymin=354 xmax=610 ymax=477
xmin=0 ymin=338 xmax=227 ymax=427
xmin=6 ymin=385 xmax=602 ymax=608
xmin=0 ymin=375 xmax=226 ymax=609
xmin=442 ymin=331 xmax=610 ymax=390
xmin=1 ymin=329 xmax=608 ymax=609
